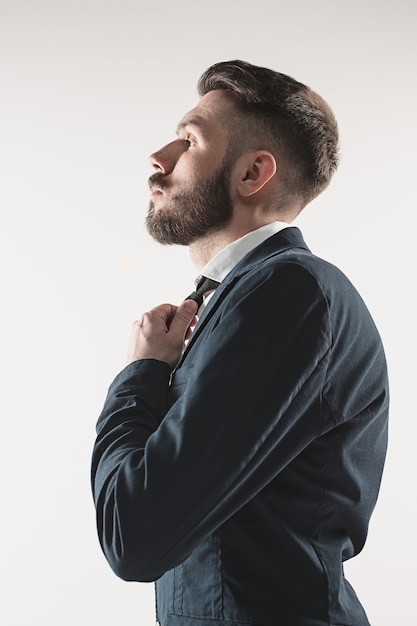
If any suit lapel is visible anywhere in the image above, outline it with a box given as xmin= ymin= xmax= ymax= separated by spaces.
xmin=176 ymin=227 xmax=310 ymax=367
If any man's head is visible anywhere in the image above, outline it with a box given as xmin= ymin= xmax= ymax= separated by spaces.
xmin=198 ymin=60 xmax=339 ymax=212
xmin=146 ymin=60 xmax=339 ymax=246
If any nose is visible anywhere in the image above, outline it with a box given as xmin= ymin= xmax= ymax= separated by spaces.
xmin=149 ymin=139 xmax=187 ymax=175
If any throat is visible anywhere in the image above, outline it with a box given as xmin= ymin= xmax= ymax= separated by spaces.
xmin=189 ymin=231 xmax=234 ymax=270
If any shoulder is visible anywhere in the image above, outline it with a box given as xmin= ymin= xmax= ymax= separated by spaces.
xmin=228 ymin=226 xmax=353 ymax=296
xmin=233 ymin=244 xmax=352 ymax=305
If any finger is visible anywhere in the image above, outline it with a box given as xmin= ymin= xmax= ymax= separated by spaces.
xmin=139 ymin=304 xmax=177 ymax=332
xmin=185 ymin=316 xmax=198 ymax=341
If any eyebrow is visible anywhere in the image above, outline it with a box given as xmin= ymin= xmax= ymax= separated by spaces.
xmin=176 ymin=116 xmax=208 ymax=137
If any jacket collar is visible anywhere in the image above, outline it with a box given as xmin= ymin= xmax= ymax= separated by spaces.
xmin=177 ymin=226 xmax=310 ymax=367
xmin=225 ymin=226 xmax=309 ymax=280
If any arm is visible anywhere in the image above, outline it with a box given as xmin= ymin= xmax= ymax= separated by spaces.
xmin=91 ymin=264 xmax=331 ymax=581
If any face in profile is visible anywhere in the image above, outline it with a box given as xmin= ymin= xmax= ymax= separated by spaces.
xmin=146 ymin=90 xmax=239 ymax=245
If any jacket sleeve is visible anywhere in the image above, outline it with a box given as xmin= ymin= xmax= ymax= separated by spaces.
xmin=91 ymin=262 xmax=332 ymax=581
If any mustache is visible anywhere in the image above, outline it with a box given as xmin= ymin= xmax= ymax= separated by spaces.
xmin=148 ymin=173 xmax=169 ymax=190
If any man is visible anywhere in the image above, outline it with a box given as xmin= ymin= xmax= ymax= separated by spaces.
xmin=92 ymin=60 xmax=388 ymax=626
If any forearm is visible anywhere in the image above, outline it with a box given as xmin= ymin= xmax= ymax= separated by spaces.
xmin=91 ymin=358 xmax=171 ymax=579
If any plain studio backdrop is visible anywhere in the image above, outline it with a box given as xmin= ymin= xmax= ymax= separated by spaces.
xmin=1 ymin=1 xmax=415 ymax=624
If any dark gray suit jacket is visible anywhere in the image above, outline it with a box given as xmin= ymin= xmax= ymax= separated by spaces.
xmin=92 ymin=227 xmax=389 ymax=626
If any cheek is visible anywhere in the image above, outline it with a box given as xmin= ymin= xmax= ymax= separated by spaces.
xmin=173 ymin=162 xmax=203 ymax=186
xmin=179 ymin=149 xmax=221 ymax=179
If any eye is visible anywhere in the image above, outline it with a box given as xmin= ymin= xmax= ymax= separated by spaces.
xmin=183 ymin=135 xmax=196 ymax=148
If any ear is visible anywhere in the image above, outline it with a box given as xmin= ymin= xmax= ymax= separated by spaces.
xmin=236 ymin=151 xmax=277 ymax=198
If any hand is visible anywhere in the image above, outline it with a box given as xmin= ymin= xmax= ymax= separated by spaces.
xmin=126 ymin=300 xmax=198 ymax=370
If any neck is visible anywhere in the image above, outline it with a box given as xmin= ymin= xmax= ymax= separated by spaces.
xmin=188 ymin=203 xmax=295 ymax=270
xmin=189 ymin=230 xmax=235 ymax=271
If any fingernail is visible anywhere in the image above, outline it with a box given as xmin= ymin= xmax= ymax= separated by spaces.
xmin=183 ymin=299 xmax=198 ymax=314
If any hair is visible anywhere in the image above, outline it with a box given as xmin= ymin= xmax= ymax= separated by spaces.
xmin=198 ymin=60 xmax=339 ymax=212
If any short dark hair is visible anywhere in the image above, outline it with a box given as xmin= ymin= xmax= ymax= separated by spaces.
xmin=198 ymin=60 xmax=339 ymax=211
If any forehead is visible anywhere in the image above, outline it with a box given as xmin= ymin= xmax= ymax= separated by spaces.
xmin=177 ymin=89 xmax=238 ymax=136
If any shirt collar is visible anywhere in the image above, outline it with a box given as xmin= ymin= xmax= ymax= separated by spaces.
xmin=195 ymin=221 xmax=291 ymax=286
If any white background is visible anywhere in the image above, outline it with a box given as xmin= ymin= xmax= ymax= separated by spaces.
xmin=1 ymin=1 xmax=415 ymax=624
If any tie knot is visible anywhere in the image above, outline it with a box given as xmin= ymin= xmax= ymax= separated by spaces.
xmin=186 ymin=276 xmax=221 ymax=308
xmin=195 ymin=275 xmax=220 ymax=293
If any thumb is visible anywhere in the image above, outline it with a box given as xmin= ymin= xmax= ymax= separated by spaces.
xmin=169 ymin=299 xmax=198 ymax=338
xmin=177 ymin=299 xmax=199 ymax=322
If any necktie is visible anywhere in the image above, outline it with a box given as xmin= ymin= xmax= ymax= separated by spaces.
xmin=185 ymin=276 xmax=220 ymax=308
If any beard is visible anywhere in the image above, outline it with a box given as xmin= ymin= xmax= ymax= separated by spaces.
xmin=145 ymin=161 xmax=234 ymax=246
